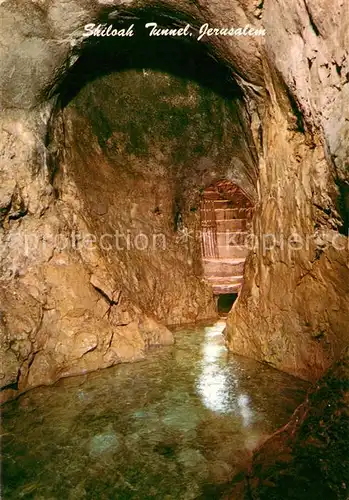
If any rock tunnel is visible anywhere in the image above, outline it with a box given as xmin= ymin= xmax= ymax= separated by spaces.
xmin=0 ymin=0 xmax=349 ymax=497
xmin=46 ymin=17 xmax=259 ymax=328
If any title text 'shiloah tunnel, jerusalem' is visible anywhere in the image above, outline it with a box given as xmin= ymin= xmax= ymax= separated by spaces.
xmin=0 ymin=0 xmax=349 ymax=498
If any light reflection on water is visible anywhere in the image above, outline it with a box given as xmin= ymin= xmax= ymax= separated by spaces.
xmin=197 ymin=322 xmax=257 ymax=449
xmin=197 ymin=321 xmax=230 ymax=414
xmin=1 ymin=321 xmax=309 ymax=499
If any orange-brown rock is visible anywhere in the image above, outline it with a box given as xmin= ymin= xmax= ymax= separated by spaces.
xmin=0 ymin=0 xmax=348 ymax=402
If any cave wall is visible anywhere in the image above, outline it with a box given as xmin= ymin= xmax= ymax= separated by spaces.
xmin=50 ymin=68 xmax=256 ymax=326
xmin=225 ymin=0 xmax=349 ymax=381
xmin=0 ymin=0 xmax=348 ymax=402
xmin=0 ymin=1 xmax=259 ymax=401
xmin=227 ymin=345 xmax=349 ymax=499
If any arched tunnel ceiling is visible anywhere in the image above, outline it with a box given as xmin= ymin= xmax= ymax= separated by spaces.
xmin=40 ymin=6 xmax=260 ymax=339
xmin=48 ymin=12 xmax=259 ymax=201
xmin=0 ymin=0 xmax=265 ymax=110
xmin=55 ymin=15 xmax=244 ymax=107
xmin=0 ymin=5 xmax=349 ymax=462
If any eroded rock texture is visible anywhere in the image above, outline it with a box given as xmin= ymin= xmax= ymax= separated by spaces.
xmin=225 ymin=0 xmax=349 ymax=381
xmin=0 ymin=0 xmax=348 ymax=403
xmin=0 ymin=0 xmax=258 ymax=400
xmin=52 ymin=67 xmax=255 ymax=325
xmin=227 ymin=346 xmax=349 ymax=499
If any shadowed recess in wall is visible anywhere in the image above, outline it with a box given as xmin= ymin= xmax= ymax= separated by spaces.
xmin=336 ymin=180 xmax=349 ymax=235
xmin=54 ymin=8 xmax=243 ymax=107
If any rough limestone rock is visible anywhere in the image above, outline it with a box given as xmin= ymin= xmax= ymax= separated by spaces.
xmin=0 ymin=0 xmax=348 ymax=403
xmin=226 ymin=346 xmax=349 ymax=499
xmin=225 ymin=0 xmax=349 ymax=381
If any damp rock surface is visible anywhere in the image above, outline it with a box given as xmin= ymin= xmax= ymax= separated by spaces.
xmin=1 ymin=322 xmax=309 ymax=500
xmin=227 ymin=346 xmax=349 ymax=500
xmin=0 ymin=0 xmax=348 ymax=405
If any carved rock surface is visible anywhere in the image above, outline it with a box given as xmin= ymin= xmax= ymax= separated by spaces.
xmin=226 ymin=346 xmax=349 ymax=499
xmin=0 ymin=0 xmax=348 ymax=403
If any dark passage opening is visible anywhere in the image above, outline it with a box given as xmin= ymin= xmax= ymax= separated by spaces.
xmin=217 ymin=294 xmax=237 ymax=315
xmin=53 ymin=9 xmax=243 ymax=108
xmin=337 ymin=180 xmax=349 ymax=235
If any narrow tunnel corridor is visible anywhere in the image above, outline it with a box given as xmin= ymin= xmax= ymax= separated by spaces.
xmin=1 ymin=1 xmax=348 ymax=499
xmin=45 ymin=14 xmax=259 ymax=330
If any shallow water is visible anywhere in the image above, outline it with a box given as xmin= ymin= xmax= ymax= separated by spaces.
xmin=1 ymin=321 xmax=309 ymax=499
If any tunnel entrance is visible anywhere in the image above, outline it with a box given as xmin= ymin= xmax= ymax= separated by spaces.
xmin=217 ymin=293 xmax=238 ymax=315
xmin=200 ymin=180 xmax=254 ymax=308
xmin=46 ymin=12 xmax=258 ymax=327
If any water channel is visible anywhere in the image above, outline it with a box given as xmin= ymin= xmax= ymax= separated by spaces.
xmin=1 ymin=321 xmax=309 ymax=499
